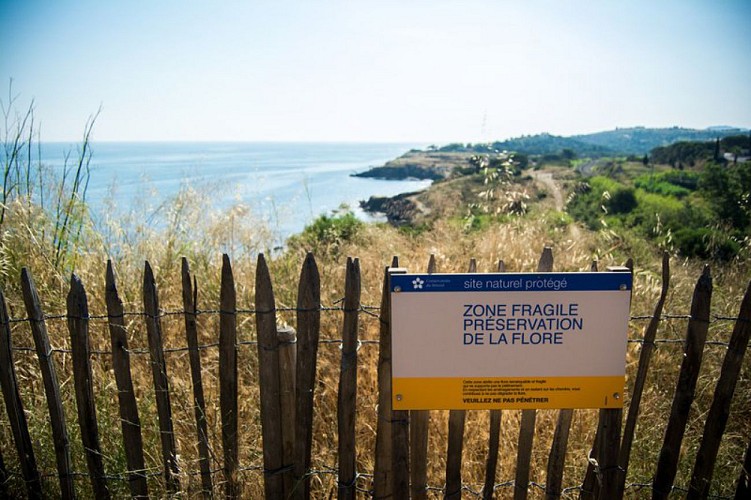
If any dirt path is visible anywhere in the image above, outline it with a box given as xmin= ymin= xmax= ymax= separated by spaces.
xmin=530 ymin=170 xmax=581 ymax=239
xmin=532 ymin=171 xmax=564 ymax=210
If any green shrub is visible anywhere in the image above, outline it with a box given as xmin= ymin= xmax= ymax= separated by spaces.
xmin=290 ymin=207 xmax=363 ymax=251
xmin=634 ymin=171 xmax=699 ymax=198
xmin=606 ymin=187 xmax=637 ymax=214
xmin=672 ymin=227 xmax=742 ymax=261
xmin=566 ymin=176 xmax=632 ymax=229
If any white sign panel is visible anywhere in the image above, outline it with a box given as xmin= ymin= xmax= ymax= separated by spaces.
xmin=390 ymin=272 xmax=632 ymax=410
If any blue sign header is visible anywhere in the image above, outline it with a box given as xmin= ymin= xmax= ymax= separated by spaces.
xmin=390 ymin=272 xmax=631 ymax=293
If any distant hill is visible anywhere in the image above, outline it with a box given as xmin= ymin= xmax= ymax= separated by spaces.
xmin=434 ymin=126 xmax=749 ymax=158
xmin=572 ymin=126 xmax=749 ymax=155
xmin=436 ymin=134 xmax=614 ymax=157
xmin=649 ymin=133 xmax=751 ymax=166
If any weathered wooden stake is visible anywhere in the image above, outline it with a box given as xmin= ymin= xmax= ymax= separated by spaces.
xmin=180 ymin=258 xmax=212 ymax=498
xmin=483 ymin=409 xmax=502 ymax=500
xmin=653 ymin=265 xmax=712 ymax=499
xmin=0 ymin=289 xmax=42 ymax=499
xmin=615 ymin=253 xmax=669 ymax=497
xmin=106 ymin=262 xmax=148 ymax=498
xmin=687 ymin=279 xmax=751 ymax=498
xmin=143 ymin=261 xmax=180 ymax=493
xmin=483 ymin=260 xmax=506 ymax=500
xmin=410 ymin=254 xmax=435 ymax=500
xmin=294 ymin=252 xmax=321 ymax=500
xmin=514 ymin=247 xmax=553 ymax=500
xmin=374 ymin=257 xmax=398 ymax=499
xmin=338 ymin=257 xmax=360 ymax=500
xmin=21 ymin=268 xmax=75 ymax=499
xmin=67 ymin=274 xmax=110 ymax=499
xmin=545 ymin=409 xmax=573 ymax=500
xmin=219 ymin=255 xmax=239 ymax=498
xmin=255 ymin=254 xmax=285 ymax=499
xmin=390 ymin=265 xmax=410 ymax=500
xmin=278 ymin=323 xmax=297 ymax=497
xmin=446 ymin=258 xmax=477 ymax=499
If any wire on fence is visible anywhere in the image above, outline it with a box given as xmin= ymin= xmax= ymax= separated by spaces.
xmin=2 ymin=306 xmax=742 ymax=355
xmin=0 ymin=466 xmax=735 ymax=499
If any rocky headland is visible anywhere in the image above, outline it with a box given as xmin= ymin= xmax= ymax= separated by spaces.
xmin=355 ymin=150 xmax=474 ymax=224
xmin=353 ymin=150 xmax=471 ymax=180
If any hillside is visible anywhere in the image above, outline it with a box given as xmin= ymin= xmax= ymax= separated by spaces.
xmin=429 ymin=126 xmax=749 ymax=159
xmin=573 ymin=126 xmax=750 ymax=155
xmin=2 ymin=129 xmax=750 ymax=498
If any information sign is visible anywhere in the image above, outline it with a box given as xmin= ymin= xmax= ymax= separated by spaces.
xmin=390 ymin=271 xmax=632 ymax=410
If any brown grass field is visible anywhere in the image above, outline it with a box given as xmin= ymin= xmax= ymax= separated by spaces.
xmin=0 ymin=169 xmax=750 ymax=498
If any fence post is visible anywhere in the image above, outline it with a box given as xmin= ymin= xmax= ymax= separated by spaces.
xmin=390 ymin=266 xmax=410 ymax=500
xmin=483 ymin=409 xmax=502 ymax=500
xmin=219 ymin=255 xmax=239 ymax=498
xmin=514 ymin=247 xmax=553 ymax=500
xmin=142 ymin=261 xmax=180 ymax=493
xmin=410 ymin=254 xmax=435 ymax=500
xmin=67 ymin=274 xmax=110 ymax=499
xmin=293 ymin=252 xmax=321 ymax=500
xmin=589 ymin=265 xmax=631 ymax=499
xmin=106 ymin=262 xmax=148 ymax=498
xmin=180 ymin=258 xmax=213 ymax=498
xmin=483 ymin=259 xmax=505 ymax=500
xmin=374 ymin=256 xmax=398 ymax=498
xmin=446 ymin=259 xmax=476 ymax=498
xmin=615 ymin=252 xmax=669 ymax=497
xmin=278 ymin=324 xmax=297 ymax=497
xmin=580 ymin=260 xmax=630 ymax=500
xmin=21 ymin=268 xmax=76 ymax=499
xmin=255 ymin=254 xmax=285 ymax=499
xmin=337 ymin=257 xmax=360 ymax=500
xmin=0 ymin=288 xmax=42 ymax=499
xmin=545 ymin=409 xmax=573 ymax=500
xmin=545 ymin=250 xmax=574 ymax=499
xmin=652 ymin=265 xmax=712 ymax=499
xmin=687 ymin=279 xmax=751 ymax=498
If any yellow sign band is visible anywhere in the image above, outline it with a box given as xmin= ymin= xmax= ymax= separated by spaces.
xmin=393 ymin=376 xmax=625 ymax=410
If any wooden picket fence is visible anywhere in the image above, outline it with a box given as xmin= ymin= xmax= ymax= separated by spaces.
xmin=0 ymin=249 xmax=749 ymax=499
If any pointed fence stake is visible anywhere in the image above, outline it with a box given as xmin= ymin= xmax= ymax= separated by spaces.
xmin=219 ymin=255 xmax=239 ymax=498
xmin=337 ymin=258 xmax=360 ymax=500
xmin=0 ymin=288 xmax=42 ymax=499
xmin=67 ymin=274 xmax=110 ymax=499
xmin=21 ymin=268 xmax=75 ymax=499
xmin=687 ymin=279 xmax=751 ymax=498
xmin=409 ymin=255 xmax=435 ymax=500
xmin=515 ymin=248 xmax=553 ymax=500
xmin=106 ymin=262 xmax=148 ymax=498
xmin=143 ymin=261 xmax=180 ymax=493
xmin=652 ymin=266 xmax=712 ymax=499
xmin=180 ymin=258 xmax=213 ymax=498
xmin=255 ymin=254 xmax=285 ymax=499
xmin=294 ymin=253 xmax=321 ymax=499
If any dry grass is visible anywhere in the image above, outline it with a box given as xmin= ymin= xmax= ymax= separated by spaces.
xmin=0 ymin=185 xmax=749 ymax=499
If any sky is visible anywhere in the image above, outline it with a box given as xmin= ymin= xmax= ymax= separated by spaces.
xmin=1 ymin=0 xmax=750 ymax=143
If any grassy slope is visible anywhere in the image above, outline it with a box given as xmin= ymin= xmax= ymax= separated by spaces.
xmin=0 ymin=166 xmax=749 ymax=497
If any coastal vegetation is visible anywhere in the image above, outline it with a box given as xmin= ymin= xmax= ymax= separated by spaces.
xmin=1 ymin=103 xmax=749 ymax=497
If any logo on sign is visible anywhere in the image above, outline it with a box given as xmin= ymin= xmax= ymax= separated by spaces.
xmin=412 ymin=277 xmax=424 ymax=289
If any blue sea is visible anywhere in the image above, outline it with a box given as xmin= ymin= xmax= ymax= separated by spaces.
xmin=37 ymin=142 xmax=432 ymax=244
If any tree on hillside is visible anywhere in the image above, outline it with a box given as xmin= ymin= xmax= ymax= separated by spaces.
xmin=700 ymin=162 xmax=751 ymax=230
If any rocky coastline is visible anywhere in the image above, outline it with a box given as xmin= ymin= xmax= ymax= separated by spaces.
xmin=359 ymin=191 xmax=422 ymax=226
xmin=356 ymin=149 xmax=473 ymax=224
